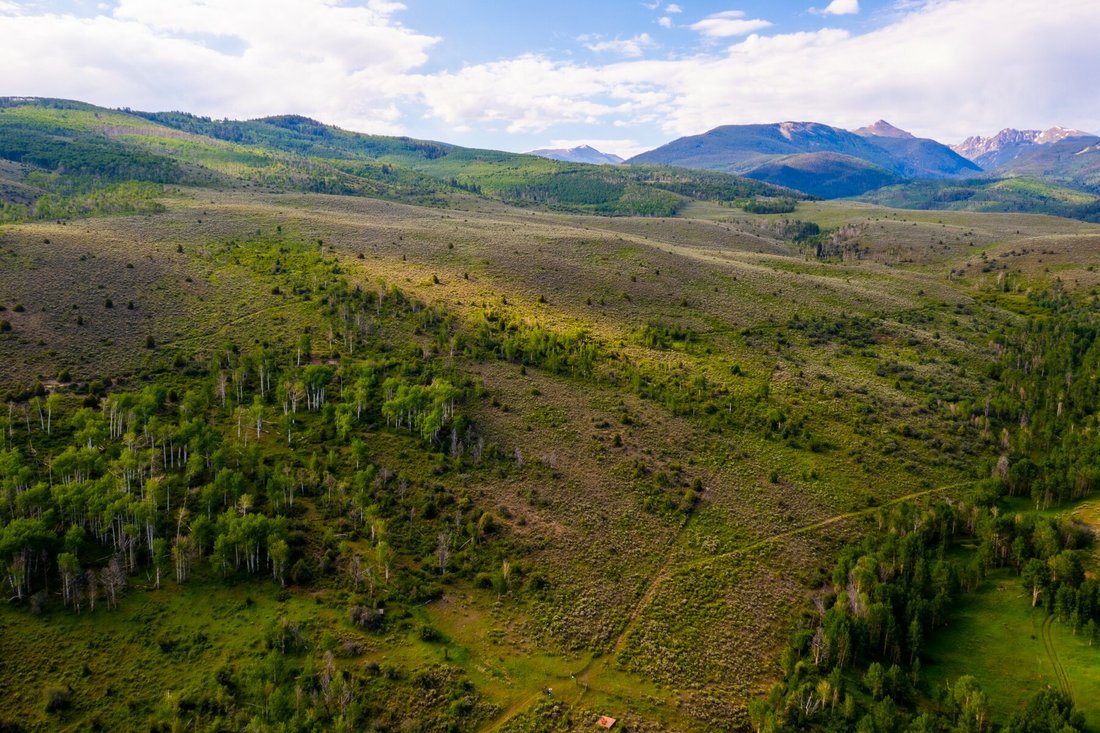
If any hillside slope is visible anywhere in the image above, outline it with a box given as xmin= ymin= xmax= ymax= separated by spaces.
xmin=745 ymin=152 xmax=901 ymax=198
xmin=858 ymin=176 xmax=1100 ymax=221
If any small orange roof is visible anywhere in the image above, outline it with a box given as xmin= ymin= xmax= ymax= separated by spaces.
xmin=596 ymin=716 xmax=617 ymax=729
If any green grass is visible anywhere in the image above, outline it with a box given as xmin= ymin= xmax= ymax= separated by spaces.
xmin=857 ymin=176 xmax=1100 ymax=222
xmin=924 ymin=567 xmax=1100 ymax=729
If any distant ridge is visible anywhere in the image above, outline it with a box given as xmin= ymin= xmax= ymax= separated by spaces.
xmin=526 ymin=144 xmax=624 ymax=165
xmin=949 ymin=126 xmax=1100 ymax=190
xmin=951 ymin=126 xmax=1096 ymax=167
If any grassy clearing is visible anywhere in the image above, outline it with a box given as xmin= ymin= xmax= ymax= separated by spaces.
xmin=923 ymin=567 xmax=1100 ymax=729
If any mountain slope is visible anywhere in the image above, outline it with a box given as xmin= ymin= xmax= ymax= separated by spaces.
xmin=985 ymin=135 xmax=1100 ymax=192
xmin=526 ymin=144 xmax=624 ymax=165
xmin=628 ymin=121 xmax=901 ymax=175
xmin=745 ymin=152 xmax=901 ymax=199
xmin=855 ymin=120 xmax=981 ymax=178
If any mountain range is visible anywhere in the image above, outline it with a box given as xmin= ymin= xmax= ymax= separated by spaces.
xmin=1 ymin=97 xmax=1098 ymax=221
xmin=628 ymin=120 xmax=982 ymax=198
xmin=950 ymin=127 xmax=1100 ymax=191
xmin=621 ymin=119 xmax=1100 ymax=200
xmin=523 ymin=118 xmax=1100 ymax=217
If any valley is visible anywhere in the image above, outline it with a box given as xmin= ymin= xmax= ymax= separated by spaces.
xmin=0 ymin=97 xmax=1099 ymax=732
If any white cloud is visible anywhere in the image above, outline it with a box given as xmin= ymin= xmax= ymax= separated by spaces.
xmin=665 ymin=3 xmax=683 ymax=12
xmin=690 ymin=11 xmax=772 ymax=38
xmin=411 ymin=54 xmax=669 ymax=135
xmin=583 ymin=33 xmax=655 ymax=58
xmin=817 ymin=0 xmax=860 ymax=15
xmin=658 ymin=16 xmax=673 ymax=28
xmin=0 ymin=0 xmax=436 ymax=134
xmin=409 ymin=0 xmax=1100 ymax=143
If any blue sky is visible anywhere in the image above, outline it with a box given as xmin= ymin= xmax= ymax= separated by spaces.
xmin=2 ymin=1 xmax=1098 ymax=157
xmin=407 ymin=0 xmax=889 ymax=70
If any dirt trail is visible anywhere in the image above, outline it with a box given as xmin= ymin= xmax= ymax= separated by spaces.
xmin=1041 ymin=613 xmax=1074 ymax=700
xmin=479 ymin=481 xmax=969 ymax=732
xmin=156 ymin=303 xmax=288 ymax=348
xmin=607 ymin=483 xmax=965 ymax=657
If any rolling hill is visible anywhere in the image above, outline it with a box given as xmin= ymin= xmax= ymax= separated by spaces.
xmin=858 ymin=176 xmax=1100 ymax=221
xmin=0 ymin=98 xmax=797 ymax=221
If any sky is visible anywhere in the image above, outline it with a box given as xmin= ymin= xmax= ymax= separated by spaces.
xmin=1 ymin=0 xmax=1098 ymax=158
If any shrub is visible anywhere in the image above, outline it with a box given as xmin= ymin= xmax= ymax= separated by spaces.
xmin=349 ymin=605 xmax=384 ymax=631
xmin=477 ymin=512 xmax=499 ymax=536
xmin=44 ymin=687 xmax=70 ymax=713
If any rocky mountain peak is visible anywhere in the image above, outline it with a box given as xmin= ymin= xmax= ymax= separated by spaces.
xmin=854 ymin=120 xmax=915 ymax=139
xmin=1034 ymin=126 xmax=1093 ymax=144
